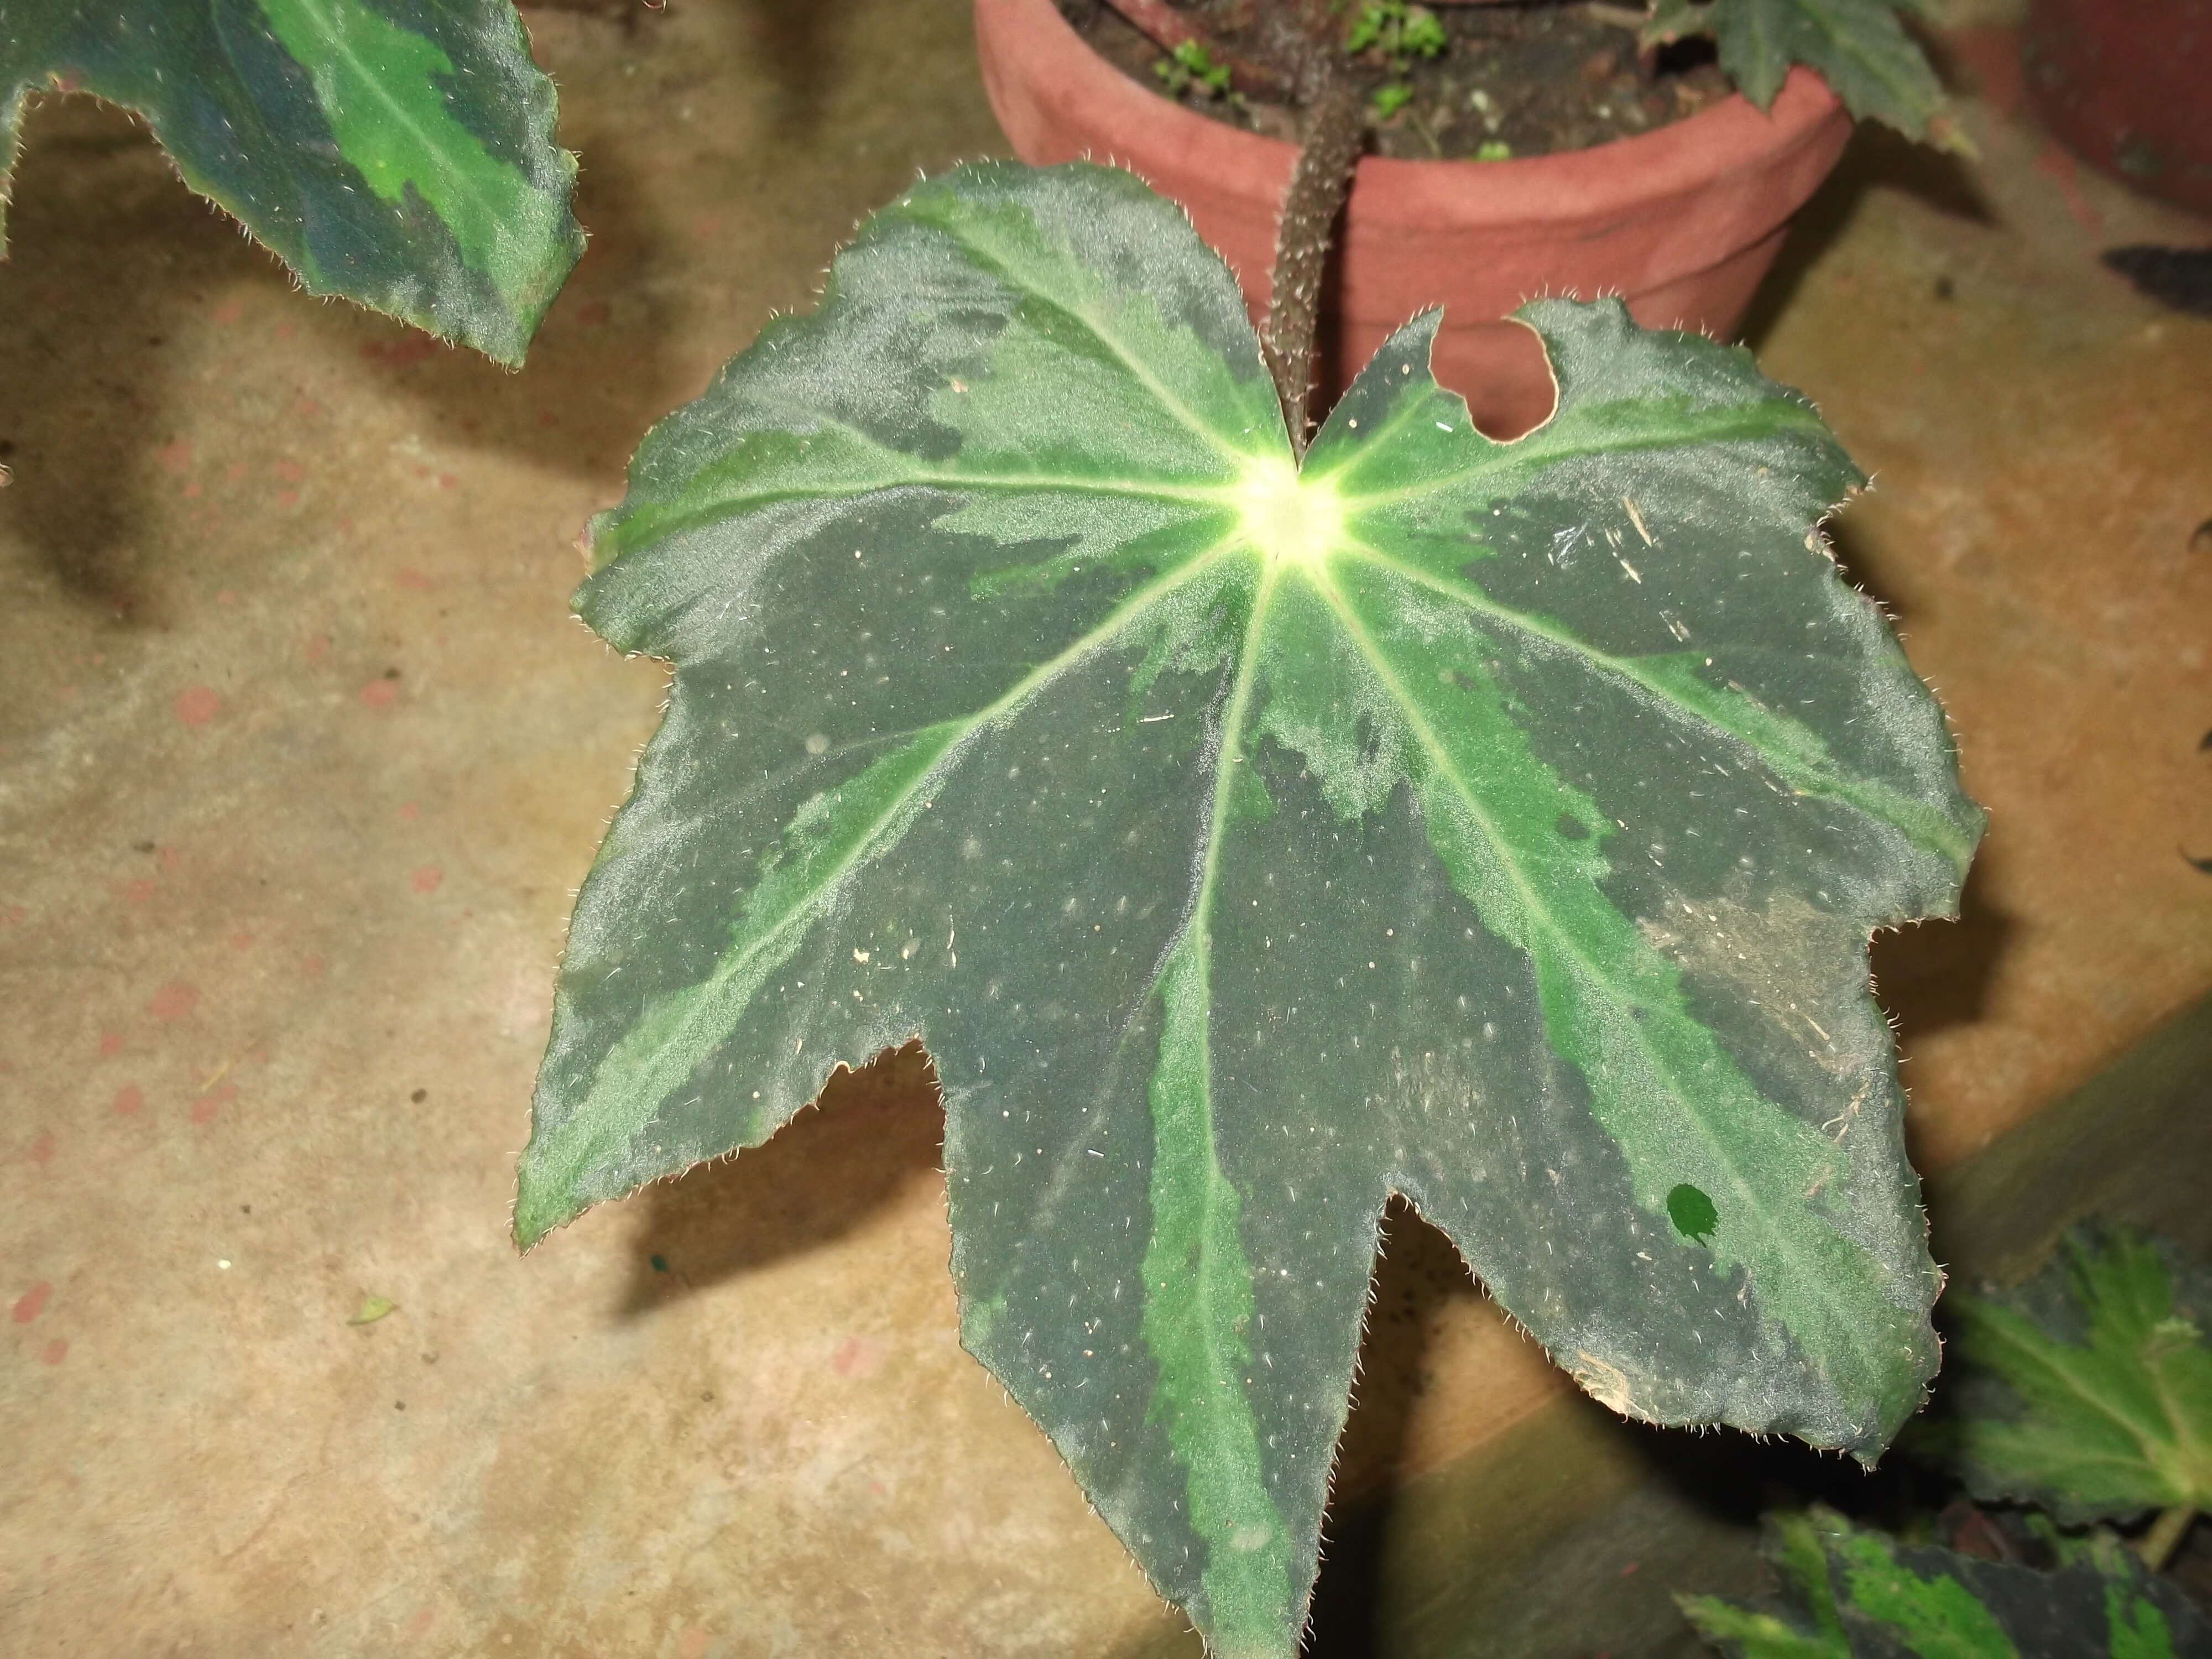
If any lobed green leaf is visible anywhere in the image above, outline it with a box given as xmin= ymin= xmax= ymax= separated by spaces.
xmin=1917 ymin=1230 xmax=2212 ymax=1525
xmin=0 ymin=0 xmax=582 ymax=362
xmin=517 ymin=161 xmax=1982 ymax=1656
xmin=1644 ymin=0 xmax=1962 ymax=150
xmin=1680 ymin=1507 xmax=2211 ymax=1658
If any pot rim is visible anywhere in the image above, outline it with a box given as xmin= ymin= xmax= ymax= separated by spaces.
xmin=977 ymin=0 xmax=1847 ymax=225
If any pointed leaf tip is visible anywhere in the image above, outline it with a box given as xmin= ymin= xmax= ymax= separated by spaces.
xmin=1 ymin=0 xmax=581 ymax=362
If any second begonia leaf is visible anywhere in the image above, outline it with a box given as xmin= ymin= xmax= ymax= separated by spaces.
xmin=1919 ymin=1230 xmax=2212 ymax=1525
xmin=514 ymin=161 xmax=1982 ymax=1657
xmin=1 ymin=0 xmax=582 ymax=364
xmin=1681 ymin=1506 xmax=2212 ymax=1658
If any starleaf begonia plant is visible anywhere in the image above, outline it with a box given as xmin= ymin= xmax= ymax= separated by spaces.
xmin=514 ymin=161 xmax=1982 ymax=1657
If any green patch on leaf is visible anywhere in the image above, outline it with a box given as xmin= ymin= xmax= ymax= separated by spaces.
xmin=1913 ymin=1230 xmax=2212 ymax=1525
xmin=1671 ymin=1182 xmax=1720 ymax=1245
xmin=1679 ymin=1507 xmax=2210 ymax=1658
xmin=517 ymin=161 xmax=1981 ymax=1657
xmin=1 ymin=0 xmax=581 ymax=362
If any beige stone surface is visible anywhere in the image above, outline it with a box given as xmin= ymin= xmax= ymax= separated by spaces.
xmin=2 ymin=6 xmax=2207 ymax=1656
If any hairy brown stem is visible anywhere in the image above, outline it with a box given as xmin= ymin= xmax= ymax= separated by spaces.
xmin=1262 ymin=77 xmax=1363 ymax=455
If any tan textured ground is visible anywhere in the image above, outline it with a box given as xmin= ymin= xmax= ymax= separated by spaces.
xmin=3 ymin=3 xmax=2207 ymax=1655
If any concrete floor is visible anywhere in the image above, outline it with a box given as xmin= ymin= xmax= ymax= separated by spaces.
xmin=2 ymin=2 xmax=2208 ymax=1655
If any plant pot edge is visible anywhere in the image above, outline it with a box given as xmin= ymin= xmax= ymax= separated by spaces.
xmin=972 ymin=0 xmax=1855 ymax=432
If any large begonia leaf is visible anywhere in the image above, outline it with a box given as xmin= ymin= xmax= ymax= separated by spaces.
xmin=514 ymin=161 xmax=1982 ymax=1657
xmin=1644 ymin=0 xmax=1960 ymax=150
xmin=1679 ymin=1507 xmax=2212 ymax=1658
xmin=1915 ymin=1232 xmax=2212 ymax=1525
xmin=1 ymin=0 xmax=582 ymax=363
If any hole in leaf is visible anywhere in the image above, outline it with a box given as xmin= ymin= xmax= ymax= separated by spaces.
xmin=1667 ymin=1183 xmax=1718 ymax=1245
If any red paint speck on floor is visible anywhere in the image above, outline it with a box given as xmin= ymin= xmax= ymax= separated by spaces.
xmin=438 ymin=472 xmax=459 ymax=490
xmin=157 ymin=847 xmax=182 ymax=871
xmin=362 ymin=679 xmax=399 ymax=708
xmin=156 ymin=440 xmax=192 ymax=473
xmin=149 ymin=982 xmax=200 ymax=1020
xmin=190 ymin=1081 xmax=238 ymax=1125
xmin=399 ymin=801 xmax=420 ymax=820
xmin=175 ymin=685 xmax=221 ymax=726
xmin=12 ymin=1282 xmax=51 ymax=1323
xmin=410 ymin=866 xmax=445 ymax=894
xmin=112 ymin=1084 xmax=144 ymax=1116
xmin=276 ymin=489 xmax=301 ymax=509
xmin=28 ymin=1133 xmax=55 ymax=1166
xmin=99 ymin=1031 xmax=123 ymax=1056
xmin=831 ymin=1336 xmax=870 ymax=1376
xmin=396 ymin=568 xmax=434 ymax=591
xmin=2 ymin=906 xmax=25 ymax=926
xmin=41 ymin=1340 xmax=67 ymax=1365
xmin=212 ymin=298 xmax=243 ymax=324
xmin=677 ymin=1630 xmax=711 ymax=1659
xmin=274 ymin=460 xmax=306 ymax=484
xmin=403 ymin=1606 xmax=436 ymax=1640
xmin=229 ymin=931 xmax=255 ymax=950
xmin=301 ymin=954 xmax=325 ymax=977
xmin=123 ymin=878 xmax=156 ymax=905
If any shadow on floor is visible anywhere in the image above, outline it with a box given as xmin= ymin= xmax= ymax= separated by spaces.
xmin=0 ymin=95 xmax=255 ymax=625
xmin=1876 ymin=846 xmax=2018 ymax=1059
xmin=614 ymin=1039 xmax=945 ymax=1313
xmin=1740 ymin=118 xmax=1991 ymax=358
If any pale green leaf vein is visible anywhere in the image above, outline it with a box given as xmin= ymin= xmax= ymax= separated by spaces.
xmin=545 ymin=531 xmax=1246 ymax=1199
xmin=1334 ymin=535 xmax=1972 ymax=866
xmin=1302 ymin=562 xmax=1872 ymax=1359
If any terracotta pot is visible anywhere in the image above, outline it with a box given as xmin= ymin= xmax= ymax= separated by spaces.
xmin=974 ymin=0 xmax=1852 ymax=436
xmin=2025 ymin=0 xmax=2212 ymax=217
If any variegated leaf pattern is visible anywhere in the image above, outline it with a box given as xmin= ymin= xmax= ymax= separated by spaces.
xmin=515 ymin=162 xmax=1982 ymax=1658
xmin=1 ymin=0 xmax=582 ymax=363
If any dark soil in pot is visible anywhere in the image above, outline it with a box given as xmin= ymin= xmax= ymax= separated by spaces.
xmin=1060 ymin=0 xmax=1735 ymax=160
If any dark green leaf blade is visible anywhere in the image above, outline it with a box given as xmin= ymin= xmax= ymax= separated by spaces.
xmin=1918 ymin=1231 xmax=2212 ymax=1524
xmin=1300 ymin=299 xmax=1978 ymax=1452
xmin=1681 ymin=1507 xmax=2212 ymax=1658
xmin=1648 ymin=0 xmax=1960 ymax=149
xmin=518 ymin=161 xmax=1981 ymax=1656
xmin=1 ymin=0 xmax=582 ymax=362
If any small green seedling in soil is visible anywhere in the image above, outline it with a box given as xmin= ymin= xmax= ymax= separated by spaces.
xmin=1344 ymin=0 xmax=1446 ymax=121
xmin=1156 ymin=38 xmax=1234 ymax=101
